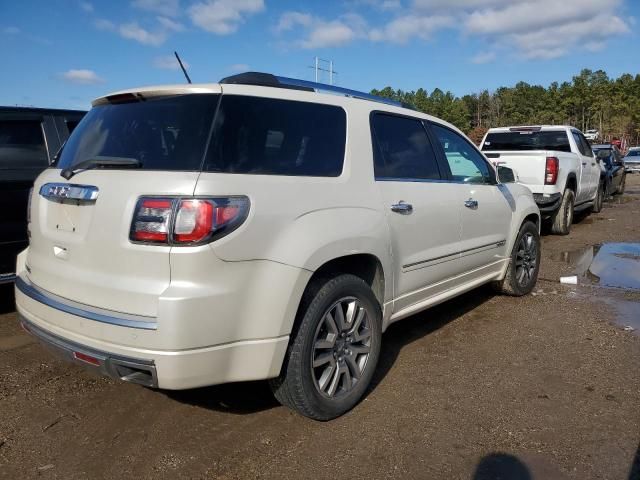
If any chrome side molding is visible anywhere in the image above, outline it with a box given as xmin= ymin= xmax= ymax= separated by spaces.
xmin=39 ymin=183 xmax=99 ymax=202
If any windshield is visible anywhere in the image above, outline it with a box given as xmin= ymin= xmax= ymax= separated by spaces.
xmin=626 ymin=150 xmax=640 ymax=157
xmin=56 ymin=94 xmax=219 ymax=171
xmin=482 ymin=131 xmax=571 ymax=152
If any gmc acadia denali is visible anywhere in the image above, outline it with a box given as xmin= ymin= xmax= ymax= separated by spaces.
xmin=15 ymin=73 xmax=541 ymax=420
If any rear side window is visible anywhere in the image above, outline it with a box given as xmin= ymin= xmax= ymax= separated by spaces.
xmin=370 ymin=113 xmax=440 ymax=180
xmin=483 ymin=131 xmax=571 ymax=152
xmin=431 ymin=123 xmax=492 ymax=184
xmin=57 ymin=94 xmax=219 ymax=171
xmin=0 ymin=119 xmax=48 ymax=171
xmin=204 ymin=96 xmax=345 ymax=176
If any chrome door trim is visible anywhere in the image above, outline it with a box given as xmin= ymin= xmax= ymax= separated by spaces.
xmin=402 ymin=240 xmax=506 ymax=270
xmin=15 ymin=276 xmax=157 ymax=330
xmin=39 ymin=183 xmax=99 ymax=202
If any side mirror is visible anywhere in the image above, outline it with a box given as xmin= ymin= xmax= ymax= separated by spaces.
xmin=497 ymin=165 xmax=516 ymax=183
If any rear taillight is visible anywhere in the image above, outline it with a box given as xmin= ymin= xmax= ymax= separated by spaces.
xmin=130 ymin=196 xmax=249 ymax=245
xmin=545 ymin=156 xmax=559 ymax=185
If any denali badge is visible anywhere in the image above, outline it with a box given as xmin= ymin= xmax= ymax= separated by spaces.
xmin=39 ymin=183 xmax=99 ymax=202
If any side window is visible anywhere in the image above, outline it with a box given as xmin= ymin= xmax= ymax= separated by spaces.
xmin=204 ymin=95 xmax=346 ymax=177
xmin=0 ymin=120 xmax=48 ymax=171
xmin=430 ymin=123 xmax=492 ymax=184
xmin=370 ymin=113 xmax=440 ymax=180
xmin=579 ymin=134 xmax=593 ymax=157
xmin=572 ymin=132 xmax=587 ymax=156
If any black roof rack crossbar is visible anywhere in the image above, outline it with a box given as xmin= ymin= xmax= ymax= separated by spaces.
xmin=219 ymin=72 xmax=405 ymax=109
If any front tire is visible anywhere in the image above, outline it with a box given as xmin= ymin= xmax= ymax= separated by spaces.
xmin=492 ymin=221 xmax=540 ymax=296
xmin=270 ymin=274 xmax=382 ymax=420
xmin=550 ymin=188 xmax=575 ymax=235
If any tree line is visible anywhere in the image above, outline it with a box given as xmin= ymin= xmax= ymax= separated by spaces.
xmin=371 ymin=69 xmax=640 ymax=146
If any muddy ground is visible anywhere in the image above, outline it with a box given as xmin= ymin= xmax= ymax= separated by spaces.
xmin=1 ymin=177 xmax=640 ymax=480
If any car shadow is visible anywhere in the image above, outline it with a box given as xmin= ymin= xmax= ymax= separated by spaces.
xmin=367 ymin=287 xmax=492 ymax=394
xmin=0 ymin=284 xmax=16 ymax=315
xmin=472 ymin=453 xmax=532 ymax=480
xmin=165 ymin=288 xmax=493 ymax=415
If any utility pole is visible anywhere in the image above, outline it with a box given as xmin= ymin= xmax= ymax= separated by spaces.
xmin=309 ymin=57 xmax=337 ymax=85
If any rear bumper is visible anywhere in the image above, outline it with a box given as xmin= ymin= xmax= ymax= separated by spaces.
xmin=533 ymin=192 xmax=562 ymax=214
xmin=625 ymin=164 xmax=640 ymax=173
xmin=15 ymin=273 xmax=292 ymax=389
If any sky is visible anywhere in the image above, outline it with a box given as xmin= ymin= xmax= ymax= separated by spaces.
xmin=1 ymin=0 xmax=639 ymax=110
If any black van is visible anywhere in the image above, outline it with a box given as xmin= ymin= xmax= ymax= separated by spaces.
xmin=0 ymin=106 xmax=86 ymax=284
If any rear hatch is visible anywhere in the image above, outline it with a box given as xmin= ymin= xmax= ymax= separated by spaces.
xmin=482 ymin=128 xmax=572 ymax=188
xmin=27 ymin=87 xmax=220 ymax=318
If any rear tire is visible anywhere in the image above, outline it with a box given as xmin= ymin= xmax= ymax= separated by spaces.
xmin=592 ymin=181 xmax=604 ymax=213
xmin=492 ymin=221 xmax=540 ymax=296
xmin=270 ymin=274 xmax=382 ymax=420
xmin=550 ymin=188 xmax=575 ymax=235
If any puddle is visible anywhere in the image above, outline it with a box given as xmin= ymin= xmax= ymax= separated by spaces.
xmin=555 ymin=242 xmax=640 ymax=334
xmin=605 ymin=195 xmax=634 ymax=205
xmin=554 ymin=243 xmax=640 ymax=290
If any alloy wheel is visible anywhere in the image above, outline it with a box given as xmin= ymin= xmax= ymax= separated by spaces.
xmin=515 ymin=232 xmax=538 ymax=287
xmin=311 ymin=297 xmax=372 ymax=398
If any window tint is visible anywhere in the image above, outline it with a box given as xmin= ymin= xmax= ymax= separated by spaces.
xmin=204 ymin=96 xmax=346 ymax=177
xmin=0 ymin=120 xmax=48 ymax=171
xmin=572 ymin=132 xmax=587 ymax=155
xmin=431 ymin=123 xmax=492 ymax=184
xmin=65 ymin=119 xmax=80 ymax=134
xmin=483 ymin=131 xmax=571 ymax=152
xmin=370 ymin=114 xmax=440 ymax=180
xmin=579 ymin=135 xmax=593 ymax=157
xmin=57 ymin=94 xmax=219 ymax=171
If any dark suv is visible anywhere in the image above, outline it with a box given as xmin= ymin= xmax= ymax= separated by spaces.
xmin=0 ymin=106 xmax=85 ymax=284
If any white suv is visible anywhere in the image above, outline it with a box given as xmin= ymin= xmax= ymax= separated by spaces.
xmin=15 ymin=73 xmax=540 ymax=420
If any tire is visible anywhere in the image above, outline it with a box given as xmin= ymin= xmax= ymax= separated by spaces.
xmin=270 ymin=274 xmax=382 ymax=420
xmin=592 ymin=181 xmax=604 ymax=213
xmin=491 ymin=221 xmax=541 ymax=296
xmin=550 ymin=188 xmax=575 ymax=235
xmin=616 ymin=175 xmax=626 ymax=195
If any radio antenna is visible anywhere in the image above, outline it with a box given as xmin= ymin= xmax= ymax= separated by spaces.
xmin=174 ymin=51 xmax=192 ymax=84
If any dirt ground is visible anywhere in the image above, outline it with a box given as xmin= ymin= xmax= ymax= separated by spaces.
xmin=1 ymin=177 xmax=640 ymax=480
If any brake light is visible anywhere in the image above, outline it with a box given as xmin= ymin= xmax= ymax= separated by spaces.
xmin=545 ymin=156 xmax=559 ymax=185
xmin=131 ymin=198 xmax=172 ymax=243
xmin=130 ymin=196 xmax=249 ymax=245
xmin=174 ymin=200 xmax=213 ymax=243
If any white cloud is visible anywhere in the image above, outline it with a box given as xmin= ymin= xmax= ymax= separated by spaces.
xmin=369 ymin=14 xmax=453 ymax=43
xmin=132 ymin=0 xmax=180 ymax=16
xmin=95 ymin=19 xmax=116 ymax=31
xmin=470 ymin=51 xmax=496 ymax=64
xmin=157 ymin=16 xmax=185 ymax=32
xmin=61 ymin=69 xmax=104 ymax=85
xmin=275 ymin=12 xmax=368 ymax=49
xmin=228 ymin=63 xmax=250 ymax=72
xmin=2 ymin=26 xmax=21 ymax=34
xmin=79 ymin=1 xmax=93 ymax=12
xmin=119 ymin=22 xmax=167 ymax=45
xmin=275 ymin=12 xmax=314 ymax=32
xmin=153 ymin=54 xmax=189 ymax=70
xmin=188 ymin=0 xmax=265 ymax=35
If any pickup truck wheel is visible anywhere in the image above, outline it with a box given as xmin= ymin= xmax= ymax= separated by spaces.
xmin=270 ymin=274 xmax=382 ymax=420
xmin=550 ymin=188 xmax=575 ymax=235
xmin=592 ymin=182 xmax=604 ymax=213
xmin=492 ymin=221 xmax=540 ymax=296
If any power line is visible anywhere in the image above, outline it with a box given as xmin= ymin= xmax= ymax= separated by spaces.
xmin=308 ymin=57 xmax=337 ymax=85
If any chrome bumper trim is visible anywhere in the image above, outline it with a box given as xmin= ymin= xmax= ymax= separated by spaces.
xmin=20 ymin=315 xmax=158 ymax=387
xmin=0 ymin=273 xmax=16 ymax=285
xmin=15 ymin=276 xmax=158 ymax=330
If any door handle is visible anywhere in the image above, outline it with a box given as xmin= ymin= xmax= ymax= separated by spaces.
xmin=464 ymin=199 xmax=478 ymax=209
xmin=391 ymin=201 xmax=413 ymax=214
xmin=582 ymin=162 xmax=587 ymax=166
xmin=592 ymin=163 xmax=596 ymax=166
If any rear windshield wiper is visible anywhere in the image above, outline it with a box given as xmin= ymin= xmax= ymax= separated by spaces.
xmin=60 ymin=156 xmax=142 ymax=180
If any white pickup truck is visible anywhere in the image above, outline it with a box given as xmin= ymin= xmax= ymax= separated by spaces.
xmin=481 ymin=126 xmax=602 ymax=234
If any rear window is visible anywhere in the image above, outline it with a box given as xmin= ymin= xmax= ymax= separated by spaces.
xmin=0 ymin=120 xmax=48 ymax=172
xmin=482 ymin=131 xmax=571 ymax=152
xmin=203 ymin=95 xmax=346 ymax=176
xmin=57 ymin=94 xmax=219 ymax=171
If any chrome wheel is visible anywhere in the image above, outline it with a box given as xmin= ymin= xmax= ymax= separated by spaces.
xmin=515 ymin=232 xmax=538 ymax=287
xmin=311 ymin=297 xmax=372 ymax=398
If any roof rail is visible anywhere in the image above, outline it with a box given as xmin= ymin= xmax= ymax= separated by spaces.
xmin=219 ymin=72 xmax=407 ymax=109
